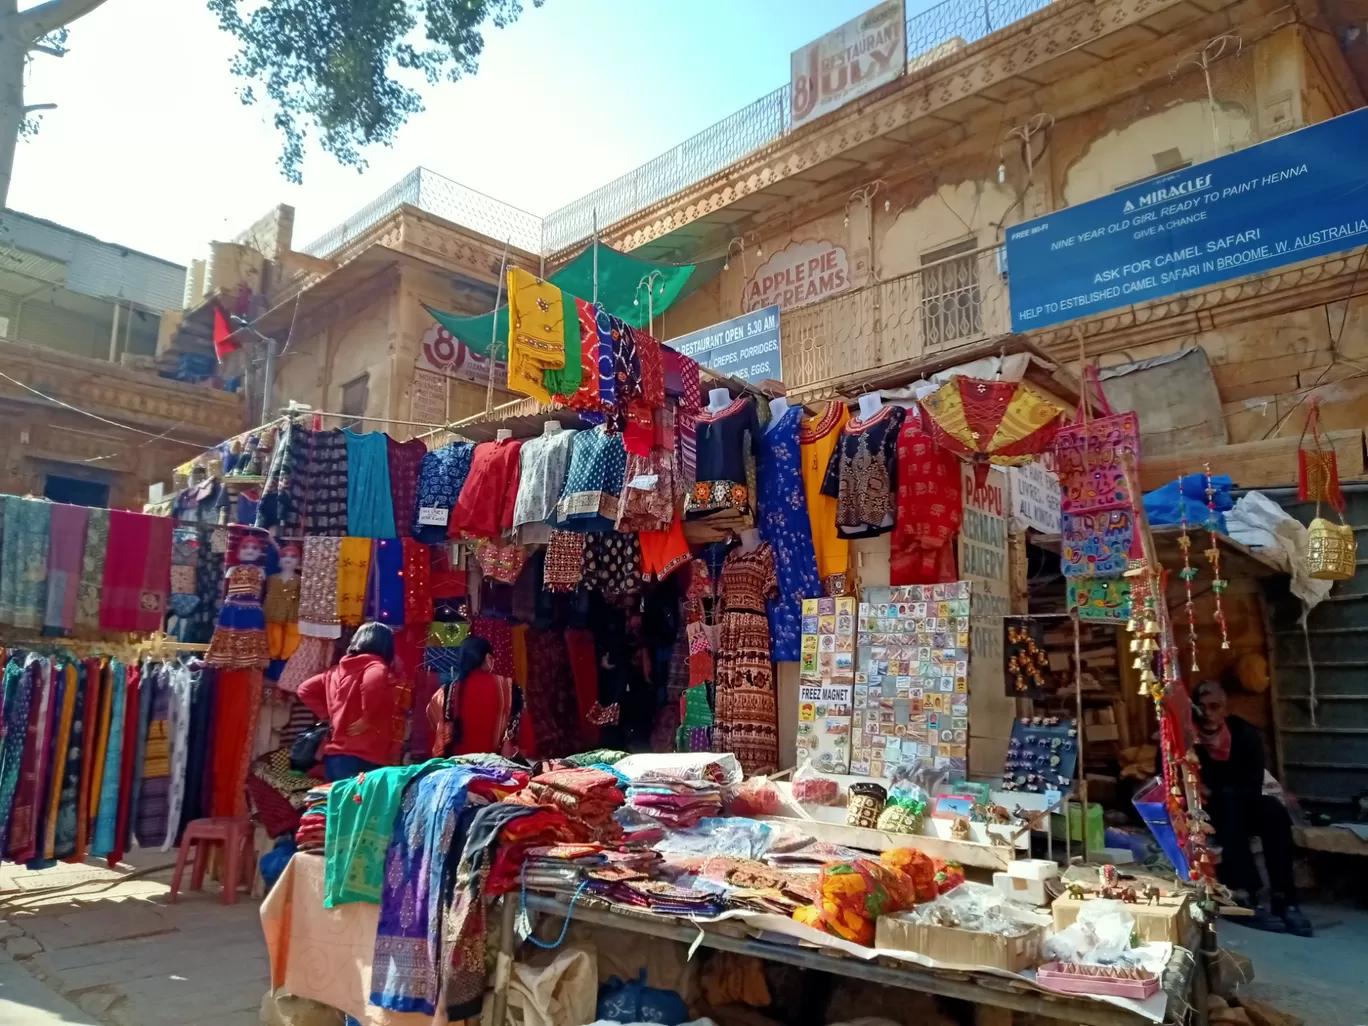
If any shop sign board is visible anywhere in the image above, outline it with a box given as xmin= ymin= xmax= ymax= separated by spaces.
xmin=1007 ymin=106 xmax=1368 ymax=332
xmin=790 ymin=0 xmax=906 ymax=129
xmin=743 ymin=240 xmax=850 ymax=313
xmin=417 ymin=319 xmax=506 ymax=386
xmin=1008 ymin=461 xmax=1062 ymax=534
xmin=410 ymin=368 xmax=447 ymax=425
xmin=665 ymin=306 xmax=781 ymax=386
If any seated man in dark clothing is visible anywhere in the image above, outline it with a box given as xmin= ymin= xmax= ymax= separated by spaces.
xmin=1192 ymin=679 xmax=1311 ymax=936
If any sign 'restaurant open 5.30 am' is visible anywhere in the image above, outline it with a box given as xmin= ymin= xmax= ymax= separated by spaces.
xmin=1006 ymin=107 xmax=1368 ymax=332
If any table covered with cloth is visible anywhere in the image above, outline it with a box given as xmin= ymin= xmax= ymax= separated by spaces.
xmin=261 ymin=852 xmax=449 ymax=1026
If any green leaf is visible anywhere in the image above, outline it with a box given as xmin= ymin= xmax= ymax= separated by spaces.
xmin=206 ymin=0 xmax=543 ymax=183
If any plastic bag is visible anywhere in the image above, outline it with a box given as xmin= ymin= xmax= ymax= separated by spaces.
xmin=791 ymin=763 xmax=842 ymax=805
xmin=596 ymin=970 xmax=691 ymax=1026
xmin=1041 ymin=898 xmax=1138 ymax=965
xmin=724 ymin=776 xmax=785 ymax=817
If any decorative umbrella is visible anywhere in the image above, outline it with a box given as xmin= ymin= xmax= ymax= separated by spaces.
xmin=921 ymin=376 xmax=1068 ymax=483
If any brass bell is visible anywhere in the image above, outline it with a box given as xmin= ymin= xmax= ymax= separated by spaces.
xmin=1143 ymin=619 xmax=1160 ymax=635
xmin=1220 ymin=639 xmax=1231 ymax=650
xmin=1129 ymin=637 xmax=1141 ymax=653
xmin=1141 ymin=637 xmax=1158 ymax=654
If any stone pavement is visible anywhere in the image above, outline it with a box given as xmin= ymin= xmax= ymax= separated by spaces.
xmin=0 ymin=853 xmax=269 ymax=1026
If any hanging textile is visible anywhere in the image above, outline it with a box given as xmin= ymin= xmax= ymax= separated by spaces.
xmin=336 ymin=538 xmax=373 ymax=627
xmin=298 ymin=536 xmax=343 ymax=638
xmin=73 ymin=658 xmax=103 ymax=860
xmin=211 ymin=669 xmax=262 ymax=819
xmin=368 ymin=539 xmax=406 ymax=627
xmin=386 ymin=436 xmax=427 ymax=541
xmin=369 ymin=767 xmax=482 ymax=1014
xmin=921 ymin=376 xmax=1067 ymax=482
xmin=109 ymin=663 xmax=143 ymax=864
xmin=99 ymin=510 xmax=172 ymax=632
xmin=412 ymin=442 xmax=475 ymax=544
xmin=166 ymin=526 xmax=202 ymax=642
xmin=686 ymin=397 xmax=761 ymax=523
xmin=505 ymin=267 xmax=571 ymax=403
xmin=342 ymin=429 xmax=397 ymax=539
xmin=300 ymin=428 xmax=350 ymax=536
xmin=890 ymin=406 xmax=963 ymax=587
xmin=92 ymin=663 xmax=128 ymax=856
xmin=40 ymin=663 xmax=76 ymax=860
xmin=257 ymin=421 xmax=308 ymax=534
xmin=402 ymin=539 xmax=432 ymax=626
xmin=134 ymin=666 xmax=171 ymax=848
xmin=566 ymin=299 xmax=602 ymax=412
xmin=0 ymin=659 xmax=35 ymax=846
xmin=7 ymin=657 xmax=52 ymax=862
xmin=554 ymin=426 xmax=627 ymax=533
xmin=73 ymin=508 xmax=110 ymax=632
xmin=757 ymin=406 xmax=821 ymax=662
xmin=714 ymin=545 xmax=780 ymax=776
xmin=158 ymin=664 xmax=192 ymax=851
xmin=0 ymin=497 xmax=51 ymax=629
xmin=449 ymin=439 xmax=522 ymax=540
xmin=44 ymin=505 xmax=89 ymax=632
xmin=324 ymin=760 xmax=450 ymax=907
xmin=821 ymin=404 xmax=906 ymax=540
xmin=800 ymin=402 xmax=850 ymax=588
xmin=512 ymin=428 xmax=577 ymax=544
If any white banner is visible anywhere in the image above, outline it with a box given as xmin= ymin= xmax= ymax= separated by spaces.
xmin=790 ymin=0 xmax=906 ymax=129
xmin=1007 ymin=461 xmax=1062 ymax=535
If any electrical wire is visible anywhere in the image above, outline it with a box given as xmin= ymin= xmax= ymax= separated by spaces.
xmin=0 ymin=369 xmax=207 ymax=448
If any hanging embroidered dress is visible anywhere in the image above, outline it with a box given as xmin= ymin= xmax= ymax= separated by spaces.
xmin=800 ymin=402 xmax=850 ymax=589
xmin=890 ymin=406 xmax=963 ymax=585
xmin=757 ymin=406 xmax=822 ymax=662
xmin=512 ymin=428 xmax=577 ymax=544
xmin=506 ymin=268 xmax=570 ymax=402
xmin=713 ymin=544 xmax=780 ymax=776
xmin=821 ymin=404 xmax=906 ymax=540
xmin=686 ymin=397 xmax=760 ymax=523
xmin=554 ymin=426 xmax=627 ymax=532
xmin=206 ymin=564 xmax=270 ymax=668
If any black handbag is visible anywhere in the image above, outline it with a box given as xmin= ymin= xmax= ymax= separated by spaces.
xmin=290 ymin=722 xmax=330 ymax=771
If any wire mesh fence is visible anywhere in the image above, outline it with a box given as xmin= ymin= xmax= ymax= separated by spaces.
xmin=303 ymin=0 xmax=1054 ymax=260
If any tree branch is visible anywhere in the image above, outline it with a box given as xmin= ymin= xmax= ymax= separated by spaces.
xmin=29 ymin=43 xmax=65 ymax=56
xmin=17 ymin=0 xmax=109 ymax=42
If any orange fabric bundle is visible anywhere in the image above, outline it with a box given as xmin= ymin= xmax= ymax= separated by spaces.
xmin=792 ymin=848 xmax=932 ymax=945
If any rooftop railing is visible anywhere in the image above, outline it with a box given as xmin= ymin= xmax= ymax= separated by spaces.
xmin=302 ymin=0 xmax=1054 ymax=260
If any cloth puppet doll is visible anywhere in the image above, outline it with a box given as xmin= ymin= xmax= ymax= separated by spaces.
xmin=206 ymin=531 xmax=273 ymax=669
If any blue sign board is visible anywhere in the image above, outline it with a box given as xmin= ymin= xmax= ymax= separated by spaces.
xmin=666 ymin=306 xmax=782 ymax=386
xmin=1006 ymin=107 xmax=1368 ymax=332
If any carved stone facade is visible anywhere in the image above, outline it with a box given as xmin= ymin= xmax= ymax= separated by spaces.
xmin=0 ymin=340 xmax=246 ymax=507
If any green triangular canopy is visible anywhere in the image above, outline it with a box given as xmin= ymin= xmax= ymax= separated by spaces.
xmin=424 ymin=244 xmax=723 ymax=357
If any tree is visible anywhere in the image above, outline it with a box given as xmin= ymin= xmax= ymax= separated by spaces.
xmin=0 ymin=0 xmax=540 ymax=209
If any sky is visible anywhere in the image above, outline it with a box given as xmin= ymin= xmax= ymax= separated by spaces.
xmin=8 ymin=0 xmax=917 ymax=265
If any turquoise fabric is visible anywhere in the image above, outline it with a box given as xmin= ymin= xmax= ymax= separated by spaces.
xmin=343 ymin=430 xmax=397 ymax=539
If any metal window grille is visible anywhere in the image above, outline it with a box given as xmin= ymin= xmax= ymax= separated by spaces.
xmin=341 ymin=373 xmax=370 ymax=430
xmin=918 ymin=239 xmax=982 ymax=347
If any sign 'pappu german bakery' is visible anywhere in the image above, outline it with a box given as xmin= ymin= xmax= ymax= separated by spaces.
xmin=743 ymin=240 xmax=850 ymax=313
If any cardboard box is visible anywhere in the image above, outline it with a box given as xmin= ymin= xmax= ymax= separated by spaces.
xmin=1007 ymin=858 xmax=1060 ymax=882
xmin=995 ymin=871 xmax=1048 ymax=906
xmin=875 ymin=913 xmax=1044 ymax=971
xmin=1051 ymin=893 xmax=1194 ymax=945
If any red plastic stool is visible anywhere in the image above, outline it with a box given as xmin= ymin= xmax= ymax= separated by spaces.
xmin=169 ymin=817 xmax=256 ymax=905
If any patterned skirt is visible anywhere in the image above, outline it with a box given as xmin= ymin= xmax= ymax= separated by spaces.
xmin=713 ymin=610 xmax=777 ymax=775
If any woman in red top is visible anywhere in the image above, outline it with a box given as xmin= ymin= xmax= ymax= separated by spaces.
xmin=298 ymin=622 xmax=400 ymax=781
xmin=427 ymin=636 xmax=518 ymax=757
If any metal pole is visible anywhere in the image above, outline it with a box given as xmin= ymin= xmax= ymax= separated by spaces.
xmin=487 ymin=239 xmax=511 ymax=417
xmin=261 ymin=335 xmax=277 ymax=426
xmin=489 ymin=894 xmax=518 ymax=1026
xmin=108 ymin=301 xmax=122 ymax=363
xmin=592 ymin=208 xmax=599 ymax=306
xmin=1073 ymin=612 xmax=1089 ymax=864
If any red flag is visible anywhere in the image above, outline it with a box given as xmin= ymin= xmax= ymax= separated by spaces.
xmin=213 ymin=306 xmax=238 ymax=361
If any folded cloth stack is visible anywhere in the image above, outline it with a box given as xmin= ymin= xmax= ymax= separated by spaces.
xmin=294 ymin=782 xmax=333 ymax=852
xmin=506 ymin=767 xmax=625 ymax=844
xmin=519 ymin=843 xmax=606 ymax=892
xmin=487 ymin=805 xmax=583 ymax=894
xmin=586 ymin=878 xmax=725 ymax=918
xmin=623 ymin=776 xmax=722 ymax=830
